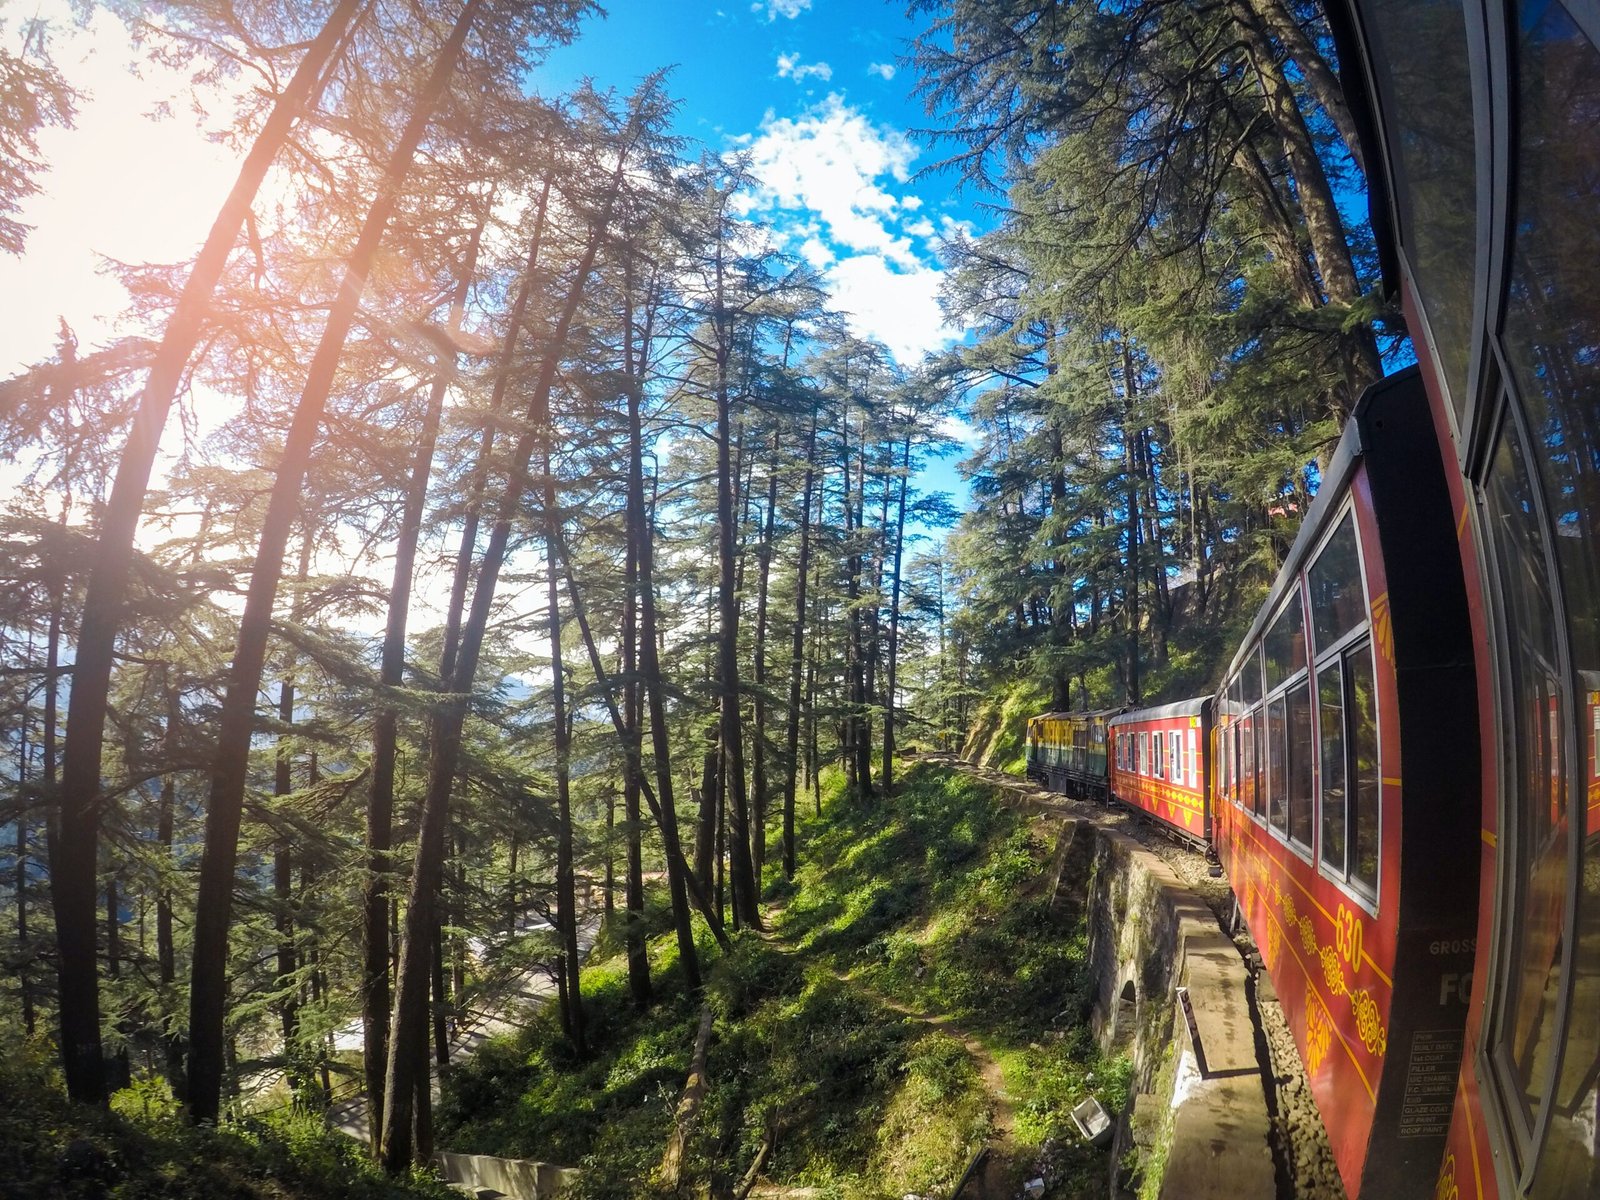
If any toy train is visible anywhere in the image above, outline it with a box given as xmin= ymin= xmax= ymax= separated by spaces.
xmin=1028 ymin=5 xmax=1600 ymax=1196
xmin=1027 ymin=367 xmax=1479 ymax=1199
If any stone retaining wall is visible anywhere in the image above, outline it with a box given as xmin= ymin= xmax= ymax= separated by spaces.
xmin=961 ymin=765 xmax=1276 ymax=1200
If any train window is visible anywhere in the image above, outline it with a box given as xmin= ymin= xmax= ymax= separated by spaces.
xmin=1490 ymin=7 xmax=1600 ymax=1185
xmin=1349 ymin=647 xmax=1380 ymax=896
xmin=1171 ymin=731 xmax=1183 ymax=783
xmin=1188 ymin=728 xmax=1198 ymax=789
xmin=1287 ymin=682 xmax=1314 ymax=851
xmin=1362 ymin=0 xmax=1479 ymax=421
xmin=1264 ymin=588 xmax=1307 ymax=692
xmin=1244 ymin=708 xmax=1263 ymax=819
xmin=1153 ymin=732 xmax=1165 ymax=779
xmin=1483 ymin=416 xmax=1570 ymax=1150
xmin=1241 ymin=647 xmax=1263 ymax=706
xmin=1308 ymin=512 xmax=1366 ymax=653
xmin=1267 ymin=696 xmax=1288 ymax=835
xmin=1319 ymin=661 xmax=1348 ymax=874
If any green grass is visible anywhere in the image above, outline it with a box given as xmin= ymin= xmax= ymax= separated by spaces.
xmin=0 ymin=1043 xmax=453 ymax=1200
xmin=437 ymin=762 xmax=1128 ymax=1198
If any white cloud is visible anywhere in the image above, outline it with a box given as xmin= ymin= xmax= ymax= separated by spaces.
xmin=798 ymin=236 xmax=835 ymax=269
xmin=904 ymin=216 xmax=936 ymax=239
xmin=867 ymin=61 xmax=896 ymax=80
xmin=824 ymin=255 xmax=955 ymax=364
xmin=776 ymin=52 xmax=832 ymax=83
xmin=737 ymin=94 xmax=918 ymax=264
xmin=751 ymin=0 xmax=811 ymax=19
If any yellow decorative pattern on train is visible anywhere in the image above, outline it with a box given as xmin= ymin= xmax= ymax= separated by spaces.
xmin=1371 ymin=591 xmax=1395 ymax=665
xmin=1435 ymin=1153 xmax=1459 ymax=1200
xmin=1352 ymin=988 xmax=1388 ymax=1056
xmin=1305 ymin=997 xmax=1333 ymax=1076
xmin=1321 ymin=944 xmax=1348 ymax=997
xmin=1265 ymin=862 xmax=1390 ymax=1060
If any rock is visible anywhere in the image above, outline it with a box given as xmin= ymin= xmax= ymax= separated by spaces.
xmin=1024 ymin=1178 xmax=1047 ymax=1198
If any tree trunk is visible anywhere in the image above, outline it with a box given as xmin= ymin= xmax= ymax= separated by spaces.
xmin=1121 ymin=341 xmax=1142 ymax=706
xmin=848 ymin=412 xmax=872 ymax=794
xmin=1240 ymin=0 xmax=1364 ymax=175
xmin=188 ymin=0 xmax=485 ymax=1127
xmin=713 ymin=273 xmax=759 ymax=929
xmin=781 ymin=410 xmax=817 ymax=879
xmin=749 ymin=432 xmax=780 ymax=887
xmin=274 ymin=533 xmax=312 ymax=1105
xmin=364 ymin=216 xmax=483 ymax=1149
xmin=620 ymin=293 xmax=650 ymax=1002
xmin=542 ymin=464 xmax=586 ymax=1056
xmin=881 ymin=432 xmax=911 ymax=793
xmin=630 ymin=369 xmax=705 ymax=992
xmin=51 ymin=0 xmax=361 ymax=1104
xmin=381 ymin=108 xmax=626 ymax=1171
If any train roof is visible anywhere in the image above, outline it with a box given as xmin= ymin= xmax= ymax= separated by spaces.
xmin=1030 ymin=708 xmax=1123 ymax=723
xmin=1218 ymin=368 xmax=1420 ymax=690
xmin=1109 ymin=696 xmax=1209 ymax=726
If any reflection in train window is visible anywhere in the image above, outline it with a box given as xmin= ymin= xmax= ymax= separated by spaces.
xmin=1362 ymin=0 xmax=1478 ymax=419
xmin=1265 ymin=589 xmax=1307 ymax=692
xmin=1498 ymin=5 xmax=1600 ymax=1190
xmin=1268 ymin=696 xmax=1288 ymax=835
xmin=1308 ymin=512 xmax=1366 ymax=652
xmin=1348 ymin=647 xmax=1381 ymax=897
xmin=1288 ymin=682 xmax=1314 ymax=851
xmin=1483 ymin=416 xmax=1569 ymax=1151
xmin=1319 ymin=662 xmax=1348 ymax=873
xmin=1244 ymin=708 xmax=1262 ymax=819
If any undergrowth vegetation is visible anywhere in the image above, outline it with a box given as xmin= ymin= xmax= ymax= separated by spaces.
xmin=0 ymin=1043 xmax=453 ymax=1200
xmin=437 ymin=763 xmax=1129 ymax=1198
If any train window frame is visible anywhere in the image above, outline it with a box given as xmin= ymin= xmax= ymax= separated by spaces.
xmin=1246 ymin=704 xmax=1266 ymax=823
xmin=1262 ymin=584 xmax=1314 ymax=857
xmin=1305 ymin=497 xmax=1382 ymax=912
xmin=1188 ymin=727 xmax=1199 ymax=789
xmin=1476 ymin=380 xmax=1584 ymax=1184
xmin=1171 ymin=730 xmax=1183 ymax=784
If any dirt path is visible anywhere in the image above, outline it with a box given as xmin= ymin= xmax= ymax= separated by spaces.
xmin=852 ymin=976 xmax=1019 ymax=1197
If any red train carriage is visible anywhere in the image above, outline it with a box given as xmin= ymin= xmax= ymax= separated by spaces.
xmin=1329 ymin=3 xmax=1600 ymax=1196
xmin=1213 ymin=368 xmax=1481 ymax=1200
xmin=1108 ymin=699 xmax=1210 ymax=844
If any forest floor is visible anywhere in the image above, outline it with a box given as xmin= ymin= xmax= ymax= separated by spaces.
xmin=436 ymin=762 xmax=1132 ymax=1199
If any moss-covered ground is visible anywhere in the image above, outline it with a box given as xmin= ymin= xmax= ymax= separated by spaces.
xmin=438 ymin=762 xmax=1130 ymax=1198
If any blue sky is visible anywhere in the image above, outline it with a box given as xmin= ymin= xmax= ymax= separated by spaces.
xmin=533 ymin=0 xmax=981 ymax=367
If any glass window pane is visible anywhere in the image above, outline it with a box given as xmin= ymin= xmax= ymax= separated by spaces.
xmin=1265 ymin=589 xmax=1307 ymax=691
xmin=1268 ymin=696 xmax=1289 ymax=834
xmin=1309 ymin=513 xmax=1367 ymax=652
xmin=1483 ymin=419 xmax=1569 ymax=1136
xmin=1245 ymin=708 xmax=1262 ymax=818
xmin=1363 ymin=0 xmax=1479 ymax=417
xmin=1242 ymin=647 xmax=1263 ymax=705
xmin=1320 ymin=661 xmax=1349 ymax=875
xmin=1502 ymin=11 xmax=1600 ymax=1183
xmin=1349 ymin=647 xmax=1381 ymax=895
xmin=1288 ymin=682 xmax=1315 ymax=850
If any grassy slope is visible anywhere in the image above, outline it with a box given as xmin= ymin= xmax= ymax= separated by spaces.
xmin=961 ymin=678 xmax=1050 ymax=774
xmin=439 ymin=763 xmax=1130 ymax=1199
xmin=0 ymin=1049 xmax=454 ymax=1200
